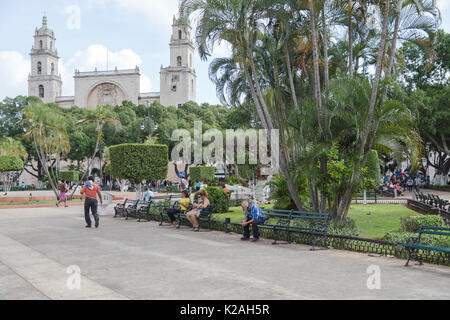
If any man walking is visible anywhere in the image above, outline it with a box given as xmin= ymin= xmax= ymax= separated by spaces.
xmin=241 ymin=200 xmax=266 ymax=242
xmin=80 ymin=176 xmax=102 ymax=228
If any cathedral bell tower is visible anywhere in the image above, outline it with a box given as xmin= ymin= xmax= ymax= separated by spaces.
xmin=28 ymin=16 xmax=62 ymax=103
xmin=160 ymin=16 xmax=197 ymax=107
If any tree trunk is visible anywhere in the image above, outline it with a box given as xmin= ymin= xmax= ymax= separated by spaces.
xmin=308 ymin=0 xmax=324 ymax=135
xmin=241 ymin=56 xmax=304 ymax=211
xmin=285 ymin=41 xmax=300 ymax=112
xmin=382 ymin=0 xmax=402 ymax=102
xmin=348 ymin=0 xmax=354 ymax=77
xmin=359 ymin=0 xmax=390 ymax=157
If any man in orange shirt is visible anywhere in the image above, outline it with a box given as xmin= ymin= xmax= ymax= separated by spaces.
xmin=80 ymin=176 xmax=103 ymax=228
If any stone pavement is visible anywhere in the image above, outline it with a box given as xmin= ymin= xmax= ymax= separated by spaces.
xmin=0 ymin=206 xmax=449 ymax=300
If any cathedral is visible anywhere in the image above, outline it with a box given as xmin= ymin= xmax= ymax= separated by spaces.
xmin=28 ymin=16 xmax=197 ymax=109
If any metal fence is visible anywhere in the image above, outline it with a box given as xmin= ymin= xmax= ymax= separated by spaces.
xmin=140 ymin=213 xmax=449 ymax=267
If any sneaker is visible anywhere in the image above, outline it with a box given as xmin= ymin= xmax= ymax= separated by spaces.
xmin=95 ymin=218 xmax=99 ymax=228
xmin=240 ymin=237 xmax=250 ymax=241
xmin=85 ymin=225 xmax=91 ymax=228
xmin=251 ymin=238 xmax=259 ymax=242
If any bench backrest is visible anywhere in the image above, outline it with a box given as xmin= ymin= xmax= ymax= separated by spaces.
xmin=262 ymin=209 xmax=330 ymax=227
xmin=263 ymin=209 xmax=329 ymax=220
xmin=199 ymin=205 xmax=214 ymax=217
xmin=419 ymin=225 xmax=450 ymax=237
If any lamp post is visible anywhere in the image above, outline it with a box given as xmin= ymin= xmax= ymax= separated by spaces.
xmin=146 ymin=101 xmax=151 ymax=138
xmin=141 ymin=101 xmax=153 ymax=141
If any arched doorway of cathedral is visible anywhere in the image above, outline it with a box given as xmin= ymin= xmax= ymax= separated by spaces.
xmin=86 ymin=82 xmax=127 ymax=109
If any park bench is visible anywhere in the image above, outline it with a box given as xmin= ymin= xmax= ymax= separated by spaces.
xmin=126 ymin=200 xmax=151 ymax=221
xmin=176 ymin=205 xmax=214 ymax=231
xmin=354 ymin=190 xmax=378 ymax=204
xmin=159 ymin=202 xmax=193 ymax=226
xmin=142 ymin=195 xmax=175 ymax=222
xmin=114 ymin=199 xmax=135 ymax=218
xmin=260 ymin=209 xmax=330 ymax=250
xmin=403 ymin=226 xmax=450 ymax=266
xmin=415 ymin=192 xmax=450 ymax=212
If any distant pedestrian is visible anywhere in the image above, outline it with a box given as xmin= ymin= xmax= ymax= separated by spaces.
xmin=407 ymin=178 xmax=413 ymax=192
xmin=56 ymin=180 xmax=68 ymax=207
xmin=80 ymin=176 xmax=102 ymax=228
xmin=21 ymin=181 xmax=26 ymax=191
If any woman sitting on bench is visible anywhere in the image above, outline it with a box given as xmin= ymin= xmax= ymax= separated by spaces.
xmin=186 ymin=189 xmax=210 ymax=232
xmin=166 ymin=190 xmax=190 ymax=227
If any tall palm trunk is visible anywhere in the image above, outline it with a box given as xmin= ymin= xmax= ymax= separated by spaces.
xmin=320 ymin=0 xmax=330 ymax=213
xmin=308 ymin=0 xmax=324 ymax=135
xmin=382 ymin=0 xmax=402 ymax=102
xmin=348 ymin=0 xmax=354 ymax=77
xmin=359 ymin=0 xmax=390 ymax=157
xmin=241 ymin=54 xmax=304 ymax=211
xmin=285 ymin=41 xmax=300 ymax=112
xmin=336 ymin=0 xmax=391 ymax=220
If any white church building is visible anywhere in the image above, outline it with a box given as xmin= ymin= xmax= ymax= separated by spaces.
xmin=28 ymin=16 xmax=197 ymax=109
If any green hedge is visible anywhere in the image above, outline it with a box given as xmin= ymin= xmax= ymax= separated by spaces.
xmin=59 ymin=170 xmax=80 ymax=182
xmin=190 ymin=166 xmax=215 ymax=183
xmin=109 ymin=144 xmax=168 ymax=182
xmin=400 ymin=215 xmax=445 ymax=233
xmin=194 ymin=186 xmax=230 ymax=213
xmin=0 ymin=155 xmax=24 ymax=172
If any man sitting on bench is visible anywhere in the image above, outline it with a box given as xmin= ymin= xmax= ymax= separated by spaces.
xmin=241 ymin=200 xmax=265 ymax=242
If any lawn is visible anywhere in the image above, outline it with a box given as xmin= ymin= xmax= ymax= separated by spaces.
xmin=0 ymin=199 xmax=83 ymax=206
xmin=212 ymin=204 xmax=419 ymax=240
xmin=348 ymin=204 xmax=418 ymax=239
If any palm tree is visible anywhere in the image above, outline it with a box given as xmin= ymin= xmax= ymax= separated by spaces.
xmin=73 ymin=105 xmax=120 ymax=192
xmin=181 ymin=0 xmax=305 ymax=210
xmin=20 ymin=102 xmax=70 ymax=199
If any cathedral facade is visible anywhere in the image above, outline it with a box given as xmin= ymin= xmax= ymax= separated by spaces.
xmin=28 ymin=16 xmax=196 ymax=108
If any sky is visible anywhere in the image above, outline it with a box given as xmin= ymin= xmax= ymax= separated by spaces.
xmin=0 ymin=0 xmax=449 ymax=105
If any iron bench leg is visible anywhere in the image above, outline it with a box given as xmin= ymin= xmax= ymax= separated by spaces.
xmin=159 ymin=212 xmax=164 ymax=226
xmin=405 ymin=248 xmax=413 ymax=267
xmin=272 ymin=227 xmax=278 ymax=245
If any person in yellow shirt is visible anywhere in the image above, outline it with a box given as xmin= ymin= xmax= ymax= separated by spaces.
xmin=166 ymin=190 xmax=191 ymax=227
xmin=179 ymin=191 xmax=191 ymax=211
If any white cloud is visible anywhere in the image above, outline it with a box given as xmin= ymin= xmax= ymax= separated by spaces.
xmin=0 ymin=51 xmax=30 ymax=100
xmin=436 ymin=0 xmax=450 ymax=11
xmin=61 ymin=44 xmax=152 ymax=96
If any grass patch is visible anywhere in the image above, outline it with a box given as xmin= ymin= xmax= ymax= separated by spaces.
xmin=0 ymin=199 xmax=83 ymax=206
xmin=348 ymin=204 xmax=419 ymax=239
xmin=213 ymin=204 xmax=419 ymax=240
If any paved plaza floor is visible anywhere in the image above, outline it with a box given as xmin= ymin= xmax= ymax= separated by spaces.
xmin=0 ymin=205 xmax=449 ymax=300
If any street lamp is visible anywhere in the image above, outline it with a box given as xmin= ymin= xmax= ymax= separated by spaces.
xmin=146 ymin=101 xmax=151 ymax=138
xmin=141 ymin=101 xmax=153 ymax=140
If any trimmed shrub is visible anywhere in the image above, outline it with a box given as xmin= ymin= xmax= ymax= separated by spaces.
xmin=59 ymin=170 xmax=80 ymax=182
xmin=190 ymin=166 xmax=215 ymax=184
xmin=401 ymin=215 xmax=445 ymax=233
xmin=194 ymin=186 xmax=230 ymax=213
xmin=109 ymin=144 xmax=168 ymax=182
xmin=0 ymin=155 xmax=24 ymax=172
xmin=385 ymin=231 xmax=450 ymax=248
